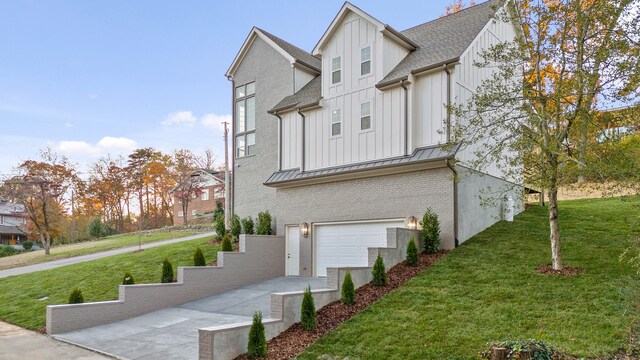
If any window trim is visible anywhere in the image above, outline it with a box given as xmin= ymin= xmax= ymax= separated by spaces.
xmin=235 ymin=81 xmax=256 ymax=159
xmin=178 ymin=210 xmax=184 ymax=217
xmin=201 ymin=189 xmax=209 ymax=201
xmin=360 ymin=46 xmax=372 ymax=76
xmin=331 ymin=108 xmax=342 ymax=137
xmin=331 ymin=56 xmax=342 ymax=85
xmin=360 ymin=100 xmax=373 ymax=132
xmin=191 ymin=209 xmax=197 ymax=216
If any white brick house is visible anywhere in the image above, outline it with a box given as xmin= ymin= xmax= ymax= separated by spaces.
xmin=227 ymin=0 xmax=524 ymax=277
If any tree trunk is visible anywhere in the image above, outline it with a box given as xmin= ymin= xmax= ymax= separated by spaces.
xmin=548 ymin=188 xmax=562 ymax=270
xmin=43 ymin=232 xmax=51 ymax=255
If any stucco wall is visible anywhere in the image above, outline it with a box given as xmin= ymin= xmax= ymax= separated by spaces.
xmin=47 ymin=235 xmax=285 ymax=334
xmin=456 ymin=166 xmax=525 ymax=243
xmin=232 ymin=37 xmax=293 ymax=221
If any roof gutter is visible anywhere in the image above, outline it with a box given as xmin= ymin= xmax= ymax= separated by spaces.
xmin=382 ymin=25 xmax=419 ymax=50
xmin=443 ymin=64 xmax=452 ymax=143
xmin=297 ymin=109 xmax=307 ymax=172
xmin=446 ymin=159 xmax=459 ymax=248
xmin=400 ymin=79 xmax=409 ymax=156
xmin=273 ymin=111 xmax=283 ymax=171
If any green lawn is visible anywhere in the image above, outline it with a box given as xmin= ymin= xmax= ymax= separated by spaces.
xmin=0 ymin=237 xmax=219 ymax=330
xmin=0 ymin=230 xmax=205 ymax=270
xmin=300 ymin=197 xmax=640 ymax=359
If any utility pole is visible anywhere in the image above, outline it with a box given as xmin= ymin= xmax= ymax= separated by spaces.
xmin=223 ymin=121 xmax=230 ymax=228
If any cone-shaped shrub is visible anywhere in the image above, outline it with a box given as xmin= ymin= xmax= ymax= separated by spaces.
xmin=241 ymin=216 xmax=255 ymax=235
xmin=122 ymin=272 xmax=135 ymax=285
xmin=214 ymin=212 xmax=226 ymax=239
xmin=421 ymin=208 xmax=441 ymax=254
xmin=406 ymin=237 xmax=418 ymax=267
xmin=341 ymin=271 xmax=356 ymax=305
xmin=222 ymin=234 xmax=233 ymax=252
xmin=194 ymin=247 xmax=206 ymax=266
xmin=247 ymin=311 xmax=267 ymax=358
xmin=230 ymin=215 xmax=241 ymax=241
xmin=372 ymin=254 xmax=387 ymax=286
xmin=300 ymin=285 xmax=317 ymax=330
xmin=68 ymin=288 xmax=84 ymax=304
xmin=161 ymin=258 xmax=174 ymax=283
xmin=256 ymin=211 xmax=272 ymax=235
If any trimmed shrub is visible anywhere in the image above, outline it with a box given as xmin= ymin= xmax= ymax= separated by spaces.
xmin=300 ymin=285 xmax=317 ymax=330
xmin=241 ymin=216 xmax=255 ymax=235
xmin=21 ymin=241 xmax=33 ymax=251
xmin=0 ymin=245 xmax=19 ymax=257
xmin=122 ymin=272 xmax=135 ymax=285
xmin=194 ymin=247 xmax=206 ymax=266
xmin=88 ymin=217 xmax=105 ymax=239
xmin=406 ymin=237 xmax=418 ymax=267
xmin=214 ymin=213 xmax=226 ymax=239
xmin=256 ymin=211 xmax=272 ymax=235
xmin=230 ymin=214 xmax=241 ymax=241
xmin=372 ymin=254 xmax=387 ymax=286
xmin=421 ymin=208 xmax=441 ymax=254
xmin=68 ymin=288 xmax=84 ymax=304
xmin=247 ymin=311 xmax=267 ymax=358
xmin=341 ymin=271 xmax=356 ymax=305
xmin=221 ymin=234 xmax=233 ymax=252
xmin=161 ymin=258 xmax=174 ymax=283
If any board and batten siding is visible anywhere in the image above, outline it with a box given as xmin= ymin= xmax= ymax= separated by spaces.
xmin=453 ymin=7 xmax=520 ymax=180
xmin=412 ymin=69 xmax=449 ymax=149
xmin=281 ymin=111 xmax=301 ymax=170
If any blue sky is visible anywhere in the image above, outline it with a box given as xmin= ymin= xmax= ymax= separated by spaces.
xmin=0 ymin=0 xmax=454 ymax=176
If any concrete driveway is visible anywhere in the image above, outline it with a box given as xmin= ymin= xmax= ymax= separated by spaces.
xmin=55 ymin=276 xmax=327 ymax=360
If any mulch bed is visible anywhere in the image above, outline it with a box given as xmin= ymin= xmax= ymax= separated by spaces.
xmin=536 ymin=264 xmax=583 ymax=276
xmin=235 ymin=250 xmax=448 ymax=360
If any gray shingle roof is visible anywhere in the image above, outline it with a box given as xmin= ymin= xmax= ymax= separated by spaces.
xmin=257 ymin=28 xmax=321 ymax=72
xmin=0 ymin=225 xmax=26 ymax=236
xmin=264 ymin=144 xmax=458 ymax=186
xmin=0 ymin=201 xmax=25 ymax=216
xmin=379 ymin=0 xmax=500 ymax=87
xmin=271 ymin=76 xmax=321 ymax=113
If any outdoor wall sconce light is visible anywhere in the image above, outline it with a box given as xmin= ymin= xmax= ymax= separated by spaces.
xmin=407 ymin=216 xmax=418 ymax=230
xmin=300 ymin=222 xmax=309 ymax=238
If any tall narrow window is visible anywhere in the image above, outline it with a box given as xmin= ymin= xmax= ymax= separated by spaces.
xmin=331 ymin=56 xmax=341 ymax=84
xmin=201 ymin=189 xmax=209 ymax=201
xmin=361 ymin=46 xmax=371 ymax=75
xmin=331 ymin=109 xmax=342 ymax=136
xmin=235 ymin=82 xmax=256 ymax=157
xmin=361 ymin=101 xmax=371 ymax=130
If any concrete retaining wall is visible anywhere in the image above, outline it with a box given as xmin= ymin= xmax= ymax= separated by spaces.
xmin=47 ymin=235 xmax=285 ymax=334
xmin=198 ymin=228 xmax=421 ymax=360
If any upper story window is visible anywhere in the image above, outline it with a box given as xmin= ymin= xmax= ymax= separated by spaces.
xmin=331 ymin=109 xmax=342 ymax=137
xmin=361 ymin=46 xmax=371 ymax=76
xmin=235 ymin=82 xmax=256 ymax=158
xmin=331 ymin=56 xmax=342 ymax=84
xmin=360 ymin=101 xmax=371 ymax=130
xmin=201 ymin=189 xmax=209 ymax=201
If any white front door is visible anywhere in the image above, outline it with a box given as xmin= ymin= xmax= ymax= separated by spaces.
xmin=286 ymin=226 xmax=300 ymax=276
xmin=314 ymin=220 xmax=404 ymax=277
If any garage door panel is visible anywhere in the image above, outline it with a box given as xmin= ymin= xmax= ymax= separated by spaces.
xmin=315 ymin=220 xmax=404 ymax=277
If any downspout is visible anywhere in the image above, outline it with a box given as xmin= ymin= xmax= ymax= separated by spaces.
xmin=297 ymin=109 xmax=306 ymax=172
xmin=400 ymin=79 xmax=409 ymax=156
xmin=443 ymin=64 xmax=452 ymax=143
xmin=274 ymin=111 xmax=283 ymax=171
xmin=446 ymin=159 xmax=459 ymax=248
xmin=227 ymin=75 xmax=235 ymax=218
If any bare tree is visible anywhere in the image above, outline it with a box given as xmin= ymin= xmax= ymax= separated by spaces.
xmin=172 ymin=150 xmax=205 ymax=226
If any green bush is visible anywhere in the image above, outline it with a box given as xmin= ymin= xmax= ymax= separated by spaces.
xmin=21 ymin=241 xmax=33 ymax=251
xmin=256 ymin=211 xmax=272 ymax=235
xmin=480 ymin=339 xmax=557 ymax=360
xmin=421 ymin=208 xmax=441 ymax=254
xmin=221 ymin=234 xmax=233 ymax=252
xmin=68 ymin=288 xmax=84 ymax=304
xmin=247 ymin=311 xmax=267 ymax=358
xmin=122 ymin=272 xmax=135 ymax=285
xmin=88 ymin=217 xmax=106 ymax=239
xmin=300 ymin=285 xmax=317 ymax=330
xmin=194 ymin=247 xmax=206 ymax=266
xmin=161 ymin=258 xmax=174 ymax=283
xmin=241 ymin=216 xmax=255 ymax=235
xmin=0 ymin=245 xmax=19 ymax=257
xmin=372 ymin=254 xmax=387 ymax=286
xmin=214 ymin=213 xmax=226 ymax=238
xmin=230 ymin=214 xmax=241 ymax=241
xmin=406 ymin=237 xmax=418 ymax=266
xmin=213 ymin=202 xmax=224 ymax=219
xmin=341 ymin=271 xmax=356 ymax=305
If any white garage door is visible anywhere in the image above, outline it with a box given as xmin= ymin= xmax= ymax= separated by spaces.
xmin=315 ymin=220 xmax=404 ymax=277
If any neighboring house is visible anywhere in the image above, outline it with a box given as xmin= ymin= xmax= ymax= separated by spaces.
xmin=226 ymin=0 xmax=524 ymax=277
xmin=0 ymin=199 xmax=28 ymax=245
xmin=172 ymin=169 xmax=225 ymax=225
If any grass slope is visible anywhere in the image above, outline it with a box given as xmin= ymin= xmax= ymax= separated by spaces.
xmin=0 ymin=230 xmax=202 ymax=270
xmin=300 ymin=197 xmax=640 ymax=359
xmin=0 ymin=237 xmax=219 ymax=330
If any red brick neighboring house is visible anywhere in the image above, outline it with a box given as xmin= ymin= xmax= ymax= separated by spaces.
xmin=0 ymin=199 xmax=28 ymax=245
xmin=172 ymin=170 xmax=225 ymax=225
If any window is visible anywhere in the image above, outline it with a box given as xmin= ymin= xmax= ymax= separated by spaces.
xmin=361 ymin=101 xmax=371 ymax=130
xmin=0 ymin=215 xmax=3 ymax=225
xmin=178 ymin=210 xmax=184 ymax=217
xmin=192 ymin=209 xmax=197 ymax=216
xmin=235 ymin=82 xmax=256 ymax=157
xmin=201 ymin=189 xmax=209 ymax=201
xmin=331 ymin=109 xmax=342 ymax=136
xmin=331 ymin=56 xmax=341 ymax=84
xmin=361 ymin=46 xmax=371 ymax=75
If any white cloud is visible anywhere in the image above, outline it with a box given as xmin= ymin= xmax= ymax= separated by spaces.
xmin=96 ymin=136 xmax=137 ymax=151
xmin=57 ymin=136 xmax=137 ymax=158
xmin=58 ymin=140 xmax=97 ymax=155
xmin=201 ymin=113 xmax=231 ymax=132
xmin=64 ymin=122 xmax=74 ymax=128
xmin=162 ymin=111 xmax=197 ymax=128
xmin=88 ymin=93 xmax=99 ymax=100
